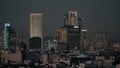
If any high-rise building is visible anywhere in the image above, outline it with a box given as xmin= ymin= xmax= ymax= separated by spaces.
xmin=58 ymin=10 xmax=81 ymax=51
xmin=30 ymin=13 xmax=43 ymax=38
xmin=68 ymin=11 xmax=78 ymax=26
xmin=58 ymin=26 xmax=80 ymax=51
xmin=3 ymin=22 xmax=17 ymax=49
xmin=3 ymin=22 xmax=11 ymax=49
xmin=30 ymin=13 xmax=43 ymax=49
xmin=67 ymin=26 xmax=80 ymax=50
xmin=64 ymin=11 xmax=78 ymax=26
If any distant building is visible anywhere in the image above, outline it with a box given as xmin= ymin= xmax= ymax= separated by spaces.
xmin=57 ymin=10 xmax=94 ymax=51
xmin=30 ymin=13 xmax=43 ymax=50
xmin=3 ymin=22 xmax=17 ymax=49
xmin=9 ymin=28 xmax=17 ymax=49
xmin=81 ymin=29 xmax=89 ymax=50
xmin=48 ymin=39 xmax=57 ymax=52
xmin=64 ymin=11 xmax=78 ymax=26
xmin=2 ymin=22 xmax=17 ymax=49
xmin=3 ymin=22 xmax=10 ymax=49
xmin=30 ymin=13 xmax=43 ymax=38
xmin=57 ymin=26 xmax=80 ymax=51
xmin=57 ymin=11 xmax=81 ymax=51
xmin=43 ymin=36 xmax=53 ymax=51
xmin=93 ymin=32 xmax=107 ymax=50
xmin=1 ymin=48 xmax=22 ymax=63
xmin=60 ymin=27 xmax=68 ymax=43
xmin=67 ymin=26 xmax=80 ymax=50
xmin=64 ymin=11 xmax=80 ymax=50
xmin=55 ymin=29 xmax=61 ymax=43
xmin=78 ymin=17 xmax=90 ymax=50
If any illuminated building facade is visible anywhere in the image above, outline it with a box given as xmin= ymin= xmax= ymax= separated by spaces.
xmin=30 ymin=13 xmax=43 ymax=49
xmin=3 ymin=23 xmax=17 ymax=49
xmin=30 ymin=13 xmax=43 ymax=38
xmin=3 ymin=22 xmax=10 ymax=49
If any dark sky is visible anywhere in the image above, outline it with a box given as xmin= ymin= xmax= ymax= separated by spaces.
xmin=0 ymin=0 xmax=120 ymax=41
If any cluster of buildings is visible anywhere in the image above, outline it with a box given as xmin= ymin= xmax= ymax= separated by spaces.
xmin=0 ymin=10 xmax=120 ymax=68
xmin=0 ymin=10 xmax=120 ymax=52
xmin=50 ymin=11 xmax=110 ymax=52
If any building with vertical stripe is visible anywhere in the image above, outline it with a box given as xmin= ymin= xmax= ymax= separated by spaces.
xmin=30 ymin=13 xmax=43 ymax=50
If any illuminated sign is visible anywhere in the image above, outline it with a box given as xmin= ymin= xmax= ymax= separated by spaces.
xmin=74 ymin=26 xmax=79 ymax=28
xmin=81 ymin=29 xmax=87 ymax=32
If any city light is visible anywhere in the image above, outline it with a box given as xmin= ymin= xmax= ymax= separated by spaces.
xmin=81 ymin=29 xmax=87 ymax=32
xmin=0 ymin=0 xmax=119 ymax=67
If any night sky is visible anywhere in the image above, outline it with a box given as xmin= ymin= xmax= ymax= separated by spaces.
xmin=0 ymin=0 xmax=120 ymax=41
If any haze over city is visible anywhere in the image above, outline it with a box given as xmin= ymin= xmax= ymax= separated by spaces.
xmin=1 ymin=0 xmax=120 ymax=68
xmin=0 ymin=0 xmax=120 ymax=40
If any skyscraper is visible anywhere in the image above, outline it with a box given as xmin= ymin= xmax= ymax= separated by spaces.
xmin=3 ymin=22 xmax=17 ymax=49
xmin=64 ymin=11 xmax=78 ymax=26
xmin=58 ymin=10 xmax=80 ymax=51
xmin=30 ymin=13 xmax=43 ymax=38
xmin=30 ymin=13 xmax=43 ymax=49
xmin=3 ymin=22 xmax=10 ymax=49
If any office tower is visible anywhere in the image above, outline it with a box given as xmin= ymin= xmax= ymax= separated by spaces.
xmin=3 ymin=23 xmax=17 ymax=49
xmin=30 ymin=13 xmax=43 ymax=38
xmin=30 ymin=13 xmax=43 ymax=49
xmin=3 ymin=22 xmax=10 ymax=49
xmin=58 ymin=10 xmax=80 ymax=51
xmin=68 ymin=11 xmax=78 ymax=26
xmin=67 ymin=26 xmax=80 ymax=50
xmin=64 ymin=11 xmax=78 ymax=26
xmin=58 ymin=26 xmax=80 ymax=51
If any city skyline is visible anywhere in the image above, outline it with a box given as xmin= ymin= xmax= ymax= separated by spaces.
xmin=0 ymin=0 xmax=120 ymax=41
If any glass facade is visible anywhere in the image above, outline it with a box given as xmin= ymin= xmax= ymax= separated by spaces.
xmin=4 ymin=23 xmax=10 ymax=49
